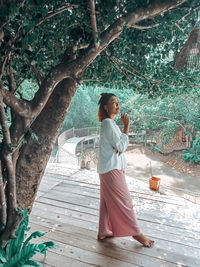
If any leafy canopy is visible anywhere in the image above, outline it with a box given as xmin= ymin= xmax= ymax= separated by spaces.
xmin=1 ymin=0 xmax=200 ymax=97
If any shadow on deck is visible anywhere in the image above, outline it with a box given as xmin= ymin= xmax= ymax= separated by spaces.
xmin=30 ymin=163 xmax=200 ymax=267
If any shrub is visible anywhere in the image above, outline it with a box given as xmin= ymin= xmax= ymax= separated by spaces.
xmin=182 ymin=134 xmax=200 ymax=163
xmin=0 ymin=210 xmax=58 ymax=267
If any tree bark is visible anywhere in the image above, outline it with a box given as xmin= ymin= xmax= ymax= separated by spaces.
xmin=15 ymin=78 xmax=77 ymax=211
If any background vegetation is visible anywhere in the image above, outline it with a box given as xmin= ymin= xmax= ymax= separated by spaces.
xmin=61 ymin=84 xmax=200 ymax=163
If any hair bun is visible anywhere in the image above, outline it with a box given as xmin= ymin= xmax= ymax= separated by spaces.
xmin=98 ymin=92 xmax=116 ymax=105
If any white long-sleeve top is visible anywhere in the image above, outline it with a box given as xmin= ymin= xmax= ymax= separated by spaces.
xmin=97 ymin=118 xmax=129 ymax=174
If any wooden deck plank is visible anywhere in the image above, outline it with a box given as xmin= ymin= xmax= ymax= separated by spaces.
xmin=32 ymin=203 xmax=200 ymax=249
xmin=32 ymin=236 xmax=141 ymax=267
xmin=33 ymin=251 xmax=98 ymax=267
xmin=31 ymin=203 xmax=200 ymax=261
xmin=30 ymin=222 xmax=184 ymax=267
xmin=45 ymin=180 xmax=187 ymax=207
xmin=35 ymin=198 xmax=200 ymax=241
xmin=43 ymin=173 xmax=189 ymax=204
xmin=35 ymin=189 xmax=200 ymax=234
xmin=40 ymin=185 xmax=198 ymax=227
xmin=30 ymin=215 xmax=200 ymax=267
xmin=44 ymin=171 xmax=200 ymax=207
xmin=30 ymin=166 xmax=200 ymax=266
xmin=33 ymin=198 xmax=200 ymax=249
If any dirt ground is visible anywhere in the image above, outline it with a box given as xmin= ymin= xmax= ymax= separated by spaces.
xmin=126 ymin=144 xmax=200 ymax=178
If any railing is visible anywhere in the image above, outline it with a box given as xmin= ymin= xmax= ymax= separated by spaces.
xmin=58 ymin=126 xmax=148 ymax=151
xmin=56 ymin=127 xmax=99 ymax=163
xmin=74 ymin=127 xmax=99 ymax=137
xmin=58 ymin=127 xmax=99 ymax=146
xmin=58 ymin=128 xmax=75 ymax=147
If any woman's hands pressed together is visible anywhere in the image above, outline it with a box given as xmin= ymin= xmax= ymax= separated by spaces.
xmin=121 ymin=113 xmax=130 ymax=135
xmin=115 ymin=113 xmax=130 ymax=156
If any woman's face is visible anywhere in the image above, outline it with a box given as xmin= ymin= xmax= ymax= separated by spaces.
xmin=104 ymin=96 xmax=120 ymax=118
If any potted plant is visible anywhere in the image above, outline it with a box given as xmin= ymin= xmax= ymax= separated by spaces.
xmin=85 ymin=151 xmax=97 ymax=170
xmin=148 ymin=161 xmax=161 ymax=191
xmin=80 ymin=152 xmax=86 ymax=169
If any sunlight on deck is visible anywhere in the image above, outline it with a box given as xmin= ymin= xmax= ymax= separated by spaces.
xmin=30 ymin=163 xmax=200 ymax=267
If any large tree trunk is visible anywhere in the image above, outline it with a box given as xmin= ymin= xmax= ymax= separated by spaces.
xmin=16 ymin=78 xmax=77 ymax=211
xmin=0 ymin=78 xmax=77 ymax=245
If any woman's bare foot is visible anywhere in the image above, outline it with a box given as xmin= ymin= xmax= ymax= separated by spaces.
xmin=133 ymin=234 xmax=154 ymax=247
xmin=97 ymin=234 xmax=113 ymax=240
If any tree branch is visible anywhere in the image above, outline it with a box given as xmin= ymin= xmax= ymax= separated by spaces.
xmin=75 ymin=0 xmax=186 ymax=75
xmin=0 ymin=53 xmax=9 ymax=80
xmin=24 ymin=54 xmax=43 ymax=86
xmin=123 ymin=0 xmax=187 ymax=27
xmin=107 ymin=54 xmax=140 ymax=87
xmin=152 ymin=114 xmax=186 ymax=131
xmin=25 ymin=4 xmax=78 ymax=37
xmin=7 ymin=59 xmax=17 ymax=122
xmin=7 ymin=58 xmax=15 ymax=93
xmin=131 ymin=23 xmax=159 ymax=30
xmin=0 ymin=28 xmax=4 ymax=47
xmin=111 ymin=55 xmax=144 ymax=80
xmin=30 ymin=0 xmax=186 ymax=123
xmin=0 ymin=85 xmax=32 ymax=118
xmin=0 ymin=93 xmax=11 ymax=145
xmin=15 ymin=79 xmax=25 ymax=93
xmin=0 ymin=92 xmax=17 ymax=238
xmin=0 ymin=162 xmax=7 ymax=232
xmin=80 ymin=78 xmax=102 ymax=83
xmin=30 ymin=65 xmax=43 ymax=87
xmin=89 ymin=0 xmax=99 ymax=49
xmin=175 ymin=22 xmax=188 ymax=37
xmin=30 ymin=65 xmax=77 ymax=117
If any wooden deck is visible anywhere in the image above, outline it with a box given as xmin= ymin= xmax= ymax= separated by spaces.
xmin=30 ymin=163 xmax=200 ymax=267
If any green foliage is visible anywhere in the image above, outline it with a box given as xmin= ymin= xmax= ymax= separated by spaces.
xmin=122 ymin=89 xmax=200 ymax=136
xmin=85 ymin=0 xmax=200 ymax=95
xmin=182 ymin=134 xmax=200 ymax=163
xmin=1 ymin=0 xmax=200 ymax=96
xmin=62 ymin=85 xmax=200 ymax=141
xmin=63 ymin=85 xmax=200 ymax=165
xmin=18 ymin=80 xmax=39 ymax=101
xmin=0 ymin=210 xmax=58 ymax=267
xmin=61 ymin=84 xmax=133 ymax=131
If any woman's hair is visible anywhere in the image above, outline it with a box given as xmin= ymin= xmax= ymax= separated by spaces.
xmin=98 ymin=93 xmax=116 ymax=122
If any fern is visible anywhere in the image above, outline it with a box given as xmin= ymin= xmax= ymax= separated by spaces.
xmin=6 ymin=210 xmax=29 ymax=259
xmin=0 ymin=210 xmax=58 ymax=267
xmin=4 ymin=244 xmax=42 ymax=267
xmin=23 ymin=232 xmax=46 ymax=248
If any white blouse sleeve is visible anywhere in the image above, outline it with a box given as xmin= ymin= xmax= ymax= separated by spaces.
xmin=102 ymin=119 xmax=129 ymax=152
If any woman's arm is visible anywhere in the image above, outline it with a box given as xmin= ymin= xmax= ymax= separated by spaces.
xmin=102 ymin=119 xmax=129 ymax=152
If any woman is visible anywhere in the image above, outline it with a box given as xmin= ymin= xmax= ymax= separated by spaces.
xmin=97 ymin=93 xmax=154 ymax=247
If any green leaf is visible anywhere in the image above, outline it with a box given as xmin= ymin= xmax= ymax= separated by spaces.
xmin=23 ymin=259 xmax=43 ymax=266
xmin=0 ymin=246 xmax=7 ymax=263
xmin=23 ymin=231 xmax=47 ymax=248
xmin=6 ymin=210 xmax=28 ymax=259
xmin=38 ymin=242 xmax=59 ymax=256
xmin=4 ymin=244 xmax=42 ymax=267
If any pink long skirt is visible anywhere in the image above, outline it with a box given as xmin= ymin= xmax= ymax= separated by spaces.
xmin=98 ymin=169 xmax=141 ymax=237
